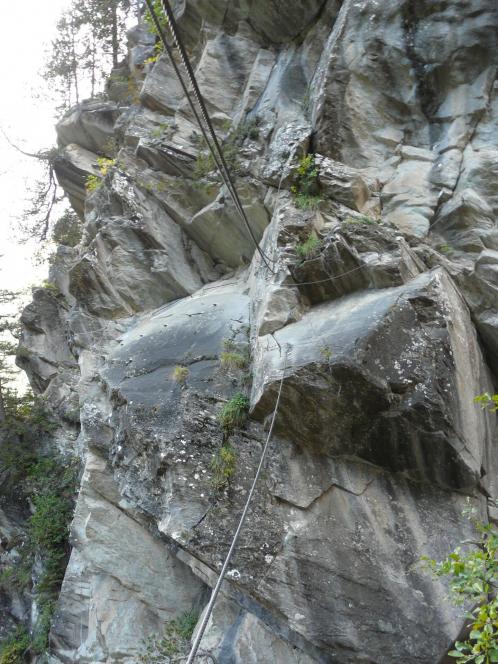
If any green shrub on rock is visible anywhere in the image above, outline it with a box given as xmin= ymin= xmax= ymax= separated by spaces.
xmin=217 ymin=393 xmax=249 ymax=433
xmin=211 ymin=444 xmax=237 ymax=490
xmin=296 ymin=233 xmax=321 ymax=260
xmin=291 ymin=154 xmax=322 ymax=210
xmin=423 ymin=500 xmax=498 ymax=663
xmin=139 ymin=610 xmax=199 ymax=663
xmin=0 ymin=628 xmax=30 ymax=664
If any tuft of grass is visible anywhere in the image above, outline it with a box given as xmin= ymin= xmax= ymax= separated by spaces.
xmin=343 ymin=214 xmax=378 ymax=226
xmin=210 ymin=445 xmax=237 ymax=490
xmin=320 ymin=345 xmax=332 ymax=362
xmin=40 ymin=280 xmax=59 ymax=293
xmin=293 ymin=193 xmax=322 ymax=210
xmin=0 ymin=627 xmax=30 ymax=664
xmin=220 ymin=352 xmax=249 ymax=371
xmin=296 ymin=233 xmax=321 ymax=260
xmin=218 ymin=393 xmax=250 ymax=433
xmin=437 ymin=243 xmax=454 ymax=255
xmin=139 ymin=610 xmax=199 ymax=663
xmin=172 ymin=366 xmax=189 ymax=385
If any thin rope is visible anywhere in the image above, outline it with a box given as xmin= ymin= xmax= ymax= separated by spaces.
xmin=185 ymin=346 xmax=289 ymax=664
xmin=159 ymin=0 xmax=271 ymax=262
xmin=146 ymin=0 xmax=274 ymax=271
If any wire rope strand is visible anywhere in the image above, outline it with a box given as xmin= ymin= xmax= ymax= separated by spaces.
xmin=158 ymin=0 xmax=274 ymax=270
xmin=185 ymin=347 xmax=289 ymax=664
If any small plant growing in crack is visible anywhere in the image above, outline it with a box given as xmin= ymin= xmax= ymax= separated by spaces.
xmin=172 ymin=366 xmax=189 ymax=385
xmin=320 ymin=345 xmax=333 ymax=362
xmin=343 ymin=214 xmax=378 ymax=226
xmin=474 ymin=392 xmax=498 ymax=413
xmin=220 ymin=339 xmax=250 ymax=372
xmin=291 ymin=153 xmax=322 ymax=210
xmin=139 ymin=610 xmax=200 ymax=662
xmin=437 ymin=243 xmax=454 ymax=256
xmin=296 ymin=232 xmax=321 ymax=260
xmin=217 ymin=393 xmax=250 ymax=433
xmin=210 ymin=444 xmax=237 ymax=490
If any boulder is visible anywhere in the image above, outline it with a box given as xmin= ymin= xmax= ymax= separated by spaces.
xmin=252 ymin=269 xmax=497 ymax=493
xmin=56 ymin=100 xmax=120 ymax=155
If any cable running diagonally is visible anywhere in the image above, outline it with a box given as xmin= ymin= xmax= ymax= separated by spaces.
xmin=158 ymin=0 xmax=274 ymax=268
xmin=144 ymin=0 xmax=274 ymax=271
xmin=185 ymin=347 xmax=289 ymax=664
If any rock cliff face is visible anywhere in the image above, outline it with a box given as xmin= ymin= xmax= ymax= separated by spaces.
xmin=8 ymin=1 xmax=498 ymax=662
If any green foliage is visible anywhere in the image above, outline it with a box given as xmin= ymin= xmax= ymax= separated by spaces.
xmin=31 ymin=600 xmax=56 ymax=655
xmin=438 ymin=243 xmax=454 ymax=255
xmin=217 ymin=393 xmax=250 ymax=433
xmin=193 ymin=119 xmax=259 ymax=178
xmin=15 ymin=346 xmax=31 ymax=360
xmin=343 ymin=214 xmax=378 ymax=226
xmin=144 ymin=0 xmax=166 ymax=62
xmin=86 ymin=174 xmax=101 ymax=192
xmin=211 ymin=445 xmax=237 ymax=490
xmin=151 ymin=122 xmax=170 ymax=139
xmin=40 ymin=280 xmax=60 ymax=293
xmin=1 ymin=391 xmax=59 ymax=438
xmin=139 ymin=610 xmax=199 ymax=663
xmin=296 ymin=232 xmax=321 ymax=260
xmin=423 ymin=502 xmax=498 ymax=663
xmin=474 ymin=393 xmax=498 ymax=413
xmin=320 ymin=345 xmax=333 ymax=362
xmin=291 ymin=154 xmax=322 ymax=210
xmin=220 ymin=339 xmax=249 ymax=372
xmin=51 ymin=209 xmax=82 ymax=247
xmin=194 ymin=150 xmax=216 ymax=178
xmin=0 ymin=627 xmax=30 ymax=664
xmin=172 ymin=366 xmax=189 ymax=384
xmin=86 ymin=157 xmax=115 ymax=193
xmin=220 ymin=352 xmax=249 ymax=371
xmin=0 ymin=442 xmax=77 ymax=659
xmin=293 ymin=193 xmax=323 ymax=210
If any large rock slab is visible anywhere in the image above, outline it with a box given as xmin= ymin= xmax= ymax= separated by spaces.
xmin=56 ymin=100 xmax=120 ymax=155
xmin=53 ymin=144 xmax=101 ymax=218
xmin=50 ymin=452 xmax=205 ymax=663
xmin=252 ymin=268 xmax=497 ymax=493
xmin=68 ymin=171 xmax=216 ymax=318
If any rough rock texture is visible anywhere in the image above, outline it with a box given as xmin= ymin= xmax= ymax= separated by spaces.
xmin=10 ymin=1 xmax=498 ymax=663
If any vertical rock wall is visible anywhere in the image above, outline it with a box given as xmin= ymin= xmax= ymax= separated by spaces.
xmin=10 ymin=1 xmax=498 ymax=662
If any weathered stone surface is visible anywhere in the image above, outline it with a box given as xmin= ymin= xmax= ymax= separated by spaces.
xmin=68 ymin=170 xmax=216 ymax=318
xmin=17 ymin=288 xmax=77 ymax=392
xmin=51 ymin=451 xmax=205 ymax=663
xmin=139 ymin=55 xmax=186 ymax=116
xmin=196 ymin=594 xmax=316 ymax=664
xmin=53 ymin=144 xmax=101 ymax=218
xmin=460 ymin=249 xmax=498 ymax=376
xmin=56 ymin=100 xmax=120 ymax=155
xmin=252 ymin=269 xmax=497 ymax=493
xmin=13 ymin=2 xmax=498 ymax=663
xmin=316 ymin=154 xmax=379 ymax=213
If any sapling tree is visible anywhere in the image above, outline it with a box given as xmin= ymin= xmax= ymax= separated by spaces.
xmin=423 ymin=499 xmax=498 ymax=663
